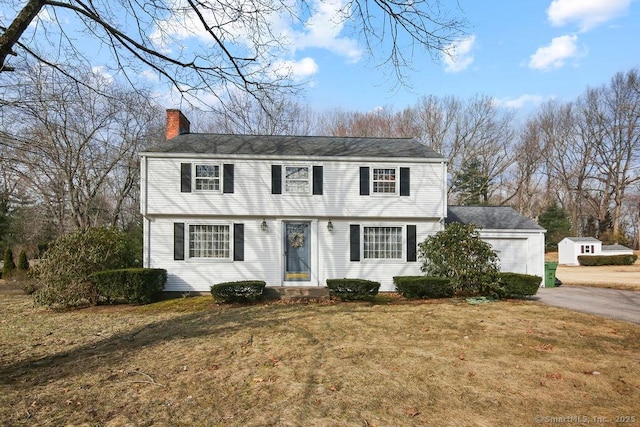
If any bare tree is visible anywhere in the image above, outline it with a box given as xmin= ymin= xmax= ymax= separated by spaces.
xmin=0 ymin=0 xmax=467 ymax=105
xmin=199 ymin=91 xmax=317 ymax=135
xmin=412 ymin=94 xmax=514 ymax=203
xmin=533 ymin=100 xmax=595 ymax=234
xmin=317 ymin=106 xmax=416 ymax=138
xmin=497 ymin=119 xmax=547 ymax=217
xmin=0 ymin=62 xmax=163 ymax=233
xmin=583 ymin=70 xmax=640 ymax=239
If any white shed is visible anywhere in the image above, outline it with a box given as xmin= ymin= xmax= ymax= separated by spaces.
xmin=558 ymin=237 xmax=602 ymax=265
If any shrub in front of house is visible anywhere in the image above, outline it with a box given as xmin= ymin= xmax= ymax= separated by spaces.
xmin=578 ymin=254 xmax=638 ymax=266
xmin=418 ymin=223 xmax=501 ymax=297
xmin=210 ymin=280 xmax=266 ymax=303
xmin=497 ymin=273 xmax=541 ymax=298
xmin=326 ymin=278 xmax=380 ymax=301
xmin=393 ymin=276 xmax=454 ymax=299
xmin=91 ymin=268 xmax=167 ymax=304
xmin=33 ymin=227 xmax=134 ymax=309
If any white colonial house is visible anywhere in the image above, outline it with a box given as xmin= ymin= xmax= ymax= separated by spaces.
xmin=558 ymin=237 xmax=634 ymax=265
xmin=140 ymin=109 xmax=545 ymax=293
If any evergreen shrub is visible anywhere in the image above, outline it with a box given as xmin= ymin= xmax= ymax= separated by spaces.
xmin=210 ymin=280 xmax=266 ymax=303
xmin=17 ymin=250 xmax=29 ymax=271
xmin=393 ymin=276 xmax=454 ymax=299
xmin=578 ymin=255 xmax=637 ymax=266
xmin=326 ymin=278 xmax=380 ymax=301
xmin=33 ymin=227 xmax=133 ymax=309
xmin=2 ymin=248 xmax=16 ymax=279
xmin=498 ymin=272 xmax=541 ymax=298
xmin=91 ymin=268 xmax=167 ymax=304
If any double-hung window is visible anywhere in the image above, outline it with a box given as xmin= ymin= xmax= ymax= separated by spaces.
xmin=363 ymin=226 xmax=403 ymax=259
xmin=189 ymin=224 xmax=230 ymax=258
xmin=372 ymin=168 xmax=397 ymax=194
xmin=195 ymin=164 xmax=220 ymax=191
xmin=284 ymin=166 xmax=310 ymax=194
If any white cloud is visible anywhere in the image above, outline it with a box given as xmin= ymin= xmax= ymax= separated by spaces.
xmin=140 ymin=69 xmax=161 ymax=83
xmin=442 ymin=35 xmax=476 ymax=73
xmin=273 ymin=57 xmax=319 ymax=81
xmin=150 ymin=0 xmax=360 ymax=64
xmin=495 ymin=94 xmax=545 ymax=109
xmin=91 ymin=66 xmax=114 ymax=84
xmin=547 ymin=0 xmax=632 ymax=31
xmin=528 ymin=34 xmax=582 ymax=71
xmin=291 ymin=0 xmax=361 ymax=62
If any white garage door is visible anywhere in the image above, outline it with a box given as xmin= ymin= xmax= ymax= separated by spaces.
xmin=484 ymin=238 xmax=528 ymax=274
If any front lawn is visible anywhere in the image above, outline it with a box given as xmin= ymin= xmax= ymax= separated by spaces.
xmin=1 ymin=294 xmax=638 ymax=426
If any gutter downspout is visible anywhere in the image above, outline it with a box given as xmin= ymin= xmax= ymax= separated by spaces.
xmin=140 ymin=155 xmax=150 ymax=268
xmin=441 ymin=161 xmax=447 ymax=231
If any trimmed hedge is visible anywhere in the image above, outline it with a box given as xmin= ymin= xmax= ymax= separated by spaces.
xmin=90 ymin=268 xmax=167 ymax=304
xmin=393 ymin=276 xmax=454 ymax=299
xmin=578 ymin=254 xmax=637 ymax=266
xmin=326 ymin=278 xmax=380 ymax=301
xmin=211 ymin=280 xmax=266 ymax=303
xmin=498 ymin=272 xmax=541 ymax=298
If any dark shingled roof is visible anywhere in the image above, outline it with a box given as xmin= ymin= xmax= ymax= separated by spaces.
xmin=446 ymin=206 xmax=545 ymax=231
xmin=143 ymin=133 xmax=444 ymax=159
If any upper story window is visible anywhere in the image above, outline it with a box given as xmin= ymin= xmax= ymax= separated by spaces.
xmin=195 ymin=164 xmax=221 ymax=191
xmin=372 ymin=168 xmax=397 ymax=194
xmin=284 ymin=166 xmax=310 ymax=194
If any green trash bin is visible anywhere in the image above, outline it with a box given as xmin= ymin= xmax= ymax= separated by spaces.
xmin=544 ymin=262 xmax=558 ymax=288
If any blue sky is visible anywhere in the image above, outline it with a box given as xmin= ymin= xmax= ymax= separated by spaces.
xmin=302 ymin=0 xmax=640 ymax=114
xmin=6 ymin=0 xmax=640 ymax=116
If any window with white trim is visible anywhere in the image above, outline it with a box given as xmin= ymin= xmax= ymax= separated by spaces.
xmin=189 ymin=224 xmax=230 ymax=258
xmin=284 ymin=166 xmax=310 ymax=194
xmin=194 ymin=164 xmax=221 ymax=191
xmin=364 ymin=226 xmax=403 ymax=259
xmin=372 ymin=168 xmax=397 ymax=194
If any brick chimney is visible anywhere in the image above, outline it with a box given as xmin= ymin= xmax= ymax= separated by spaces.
xmin=166 ymin=109 xmax=190 ymax=140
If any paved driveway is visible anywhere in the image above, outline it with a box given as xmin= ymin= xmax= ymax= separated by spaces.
xmin=535 ymin=286 xmax=640 ymax=325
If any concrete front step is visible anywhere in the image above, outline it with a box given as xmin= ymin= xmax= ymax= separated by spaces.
xmin=264 ymin=286 xmax=330 ymax=301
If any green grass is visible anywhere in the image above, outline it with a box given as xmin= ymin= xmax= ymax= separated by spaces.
xmin=1 ymin=294 xmax=639 ymax=426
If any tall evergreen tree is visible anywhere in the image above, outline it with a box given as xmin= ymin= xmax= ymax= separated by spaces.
xmin=453 ymin=159 xmax=491 ymax=205
xmin=538 ymin=204 xmax=572 ymax=252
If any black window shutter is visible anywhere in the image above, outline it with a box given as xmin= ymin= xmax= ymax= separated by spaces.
xmin=233 ymin=223 xmax=244 ymax=261
xmin=313 ymin=166 xmax=323 ymax=195
xmin=359 ymin=167 xmax=370 ymax=195
xmin=350 ymin=224 xmax=360 ymax=261
xmin=272 ymin=165 xmax=282 ymax=194
xmin=180 ymin=163 xmax=191 ymax=193
xmin=223 ymin=164 xmax=234 ymax=193
xmin=400 ymin=167 xmax=410 ymax=196
xmin=174 ymin=223 xmax=185 ymax=260
xmin=407 ymin=225 xmax=417 ymax=262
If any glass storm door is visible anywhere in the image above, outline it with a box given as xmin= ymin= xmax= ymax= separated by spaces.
xmin=284 ymin=222 xmax=311 ymax=281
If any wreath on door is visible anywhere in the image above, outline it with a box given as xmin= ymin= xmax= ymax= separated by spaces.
xmin=289 ymin=231 xmax=305 ymax=248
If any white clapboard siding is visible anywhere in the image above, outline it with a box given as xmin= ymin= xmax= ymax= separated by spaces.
xmin=142 ymin=157 xmax=446 ymax=219
xmin=145 ymin=217 xmax=441 ymax=292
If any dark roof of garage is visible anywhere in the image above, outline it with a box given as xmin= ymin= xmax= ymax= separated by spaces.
xmin=446 ymin=206 xmax=545 ymax=231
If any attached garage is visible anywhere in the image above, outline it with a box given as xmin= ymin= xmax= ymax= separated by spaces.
xmin=446 ymin=206 xmax=546 ymax=282
xmin=482 ymin=237 xmax=529 ymax=273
